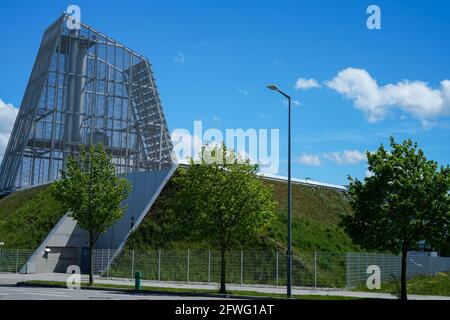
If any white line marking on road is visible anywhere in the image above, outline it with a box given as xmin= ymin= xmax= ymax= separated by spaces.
xmin=4 ymin=288 xmax=29 ymax=292
xmin=4 ymin=288 xmax=68 ymax=295
xmin=25 ymin=292 xmax=70 ymax=297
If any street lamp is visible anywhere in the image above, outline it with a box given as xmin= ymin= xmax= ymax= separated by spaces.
xmin=266 ymin=83 xmax=293 ymax=298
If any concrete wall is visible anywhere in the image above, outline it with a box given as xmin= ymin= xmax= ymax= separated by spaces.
xmin=23 ymin=214 xmax=88 ymax=273
xmin=96 ymin=170 xmax=173 ymax=249
xmin=22 ymin=166 xmax=176 ymax=274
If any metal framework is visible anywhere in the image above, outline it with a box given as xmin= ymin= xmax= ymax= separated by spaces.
xmin=0 ymin=14 xmax=174 ymax=192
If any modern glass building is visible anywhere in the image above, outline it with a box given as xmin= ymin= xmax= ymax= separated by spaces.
xmin=1 ymin=14 xmax=177 ymax=273
xmin=0 ymin=14 xmax=174 ymax=193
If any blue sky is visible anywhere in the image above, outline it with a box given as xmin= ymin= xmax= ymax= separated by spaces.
xmin=0 ymin=0 xmax=449 ymax=185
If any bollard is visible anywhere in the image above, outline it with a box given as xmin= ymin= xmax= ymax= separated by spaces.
xmin=135 ymin=271 xmax=142 ymax=290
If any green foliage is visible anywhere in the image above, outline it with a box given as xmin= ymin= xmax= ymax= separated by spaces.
xmin=170 ymin=143 xmax=277 ymax=292
xmin=342 ymin=137 xmax=450 ymax=300
xmin=52 ymin=144 xmax=131 ymax=240
xmin=342 ymin=137 xmax=450 ymax=254
xmin=0 ymin=185 xmax=64 ymax=249
xmin=171 ymin=143 xmax=277 ymax=249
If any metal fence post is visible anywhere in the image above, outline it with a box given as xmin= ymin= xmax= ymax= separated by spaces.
xmin=208 ymin=250 xmax=211 ymax=284
xmin=131 ymin=249 xmax=135 ymax=279
xmin=187 ymin=250 xmax=190 ymax=283
xmin=345 ymin=253 xmax=350 ymax=288
xmin=314 ymin=252 xmax=317 ymax=289
xmin=276 ymin=251 xmax=279 ymax=286
xmin=106 ymin=249 xmax=110 ymax=278
xmin=15 ymin=249 xmax=19 ymax=273
xmin=158 ymin=249 xmax=161 ymax=281
xmin=240 ymin=251 xmax=243 ymax=286
xmin=101 ymin=249 xmax=104 ymax=275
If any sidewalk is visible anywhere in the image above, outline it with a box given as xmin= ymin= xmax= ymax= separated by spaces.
xmin=1 ymin=272 xmax=450 ymax=300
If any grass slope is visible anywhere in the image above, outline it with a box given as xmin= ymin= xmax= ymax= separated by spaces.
xmin=127 ymin=175 xmax=359 ymax=254
xmin=0 ymin=170 xmax=359 ymax=287
xmin=0 ymin=185 xmax=65 ymax=249
xmin=120 ymin=172 xmax=359 ymax=288
xmin=0 ymin=172 xmax=356 ymax=254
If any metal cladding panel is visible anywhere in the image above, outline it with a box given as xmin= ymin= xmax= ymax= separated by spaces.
xmin=95 ymin=169 xmax=174 ymax=249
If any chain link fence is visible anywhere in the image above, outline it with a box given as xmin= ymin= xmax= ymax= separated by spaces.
xmin=345 ymin=252 xmax=450 ymax=288
xmin=94 ymin=249 xmax=346 ymax=288
xmin=3 ymin=248 xmax=450 ymax=290
xmin=0 ymin=249 xmax=34 ymax=273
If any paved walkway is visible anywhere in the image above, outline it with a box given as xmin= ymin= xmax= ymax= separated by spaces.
xmin=1 ymin=272 xmax=450 ymax=300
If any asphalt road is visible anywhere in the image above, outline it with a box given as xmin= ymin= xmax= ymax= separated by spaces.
xmin=0 ymin=285 xmax=226 ymax=300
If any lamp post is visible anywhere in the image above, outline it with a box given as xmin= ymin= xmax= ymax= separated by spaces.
xmin=267 ymin=84 xmax=292 ymax=298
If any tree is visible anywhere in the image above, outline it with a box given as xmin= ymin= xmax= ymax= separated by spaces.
xmin=52 ymin=144 xmax=131 ymax=285
xmin=172 ymin=143 xmax=277 ymax=293
xmin=342 ymin=137 xmax=450 ymax=300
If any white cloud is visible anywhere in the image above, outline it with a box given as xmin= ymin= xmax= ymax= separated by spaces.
xmin=295 ymin=78 xmax=321 ymax=90
xmin=324 ymin=150 xmax=367 ymax=165
xmin=296 ymin=153 xmax=321 ymax=166
xmin=365 ymin=169 xmax=374 ymax=178
xmin=0 ymin=99 xmax=18 ymax=162
xmin=174 ymin=52 xmax=185 ymax=64
xmin=325 ymin=67 xmax=450 ymax=123
xmin=212 ymin=115 xmax=221 ymax=123
xmin=237 ymin=88 xmax=249 ymax=96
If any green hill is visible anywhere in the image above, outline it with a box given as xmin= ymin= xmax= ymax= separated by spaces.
xmin=119 ymin=173 xmax=359 ymax=287
xmin=0 ymin=172 xmax=358 ymax=254
xmin=0 ymin=170 xmax=359 ymax=287
xmin=0 ymin=185 xmax=65 ymax=249
xmin=126 ymin=175 xmax=359 ymax=254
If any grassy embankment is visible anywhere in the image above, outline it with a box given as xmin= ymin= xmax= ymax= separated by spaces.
xmin=115 ymin=174 xmax=360 ymax=287
xmin=0 ymin=185 xmax=64 ymax=249
xmin=0 ymin=171 xmax=360 ymax=287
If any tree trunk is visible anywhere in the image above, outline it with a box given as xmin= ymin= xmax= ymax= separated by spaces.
xmin=400 ymin=242 xmax=408 ymax=301
xmin=220 ymin=242 xmax=226 ymax=293
xmin=89 ymin=231 xmax=94 ymax=286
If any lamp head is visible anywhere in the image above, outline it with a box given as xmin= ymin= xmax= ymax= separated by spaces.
xmin=266 ymin=84 xmax=279 ymax=91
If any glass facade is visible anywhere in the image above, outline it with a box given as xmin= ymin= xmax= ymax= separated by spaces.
xmin=0 ymin=14 xmax=174 ymax=192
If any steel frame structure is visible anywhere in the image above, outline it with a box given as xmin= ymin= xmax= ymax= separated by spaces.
xmin=0 ymin=14 xmax=174 ymax=193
